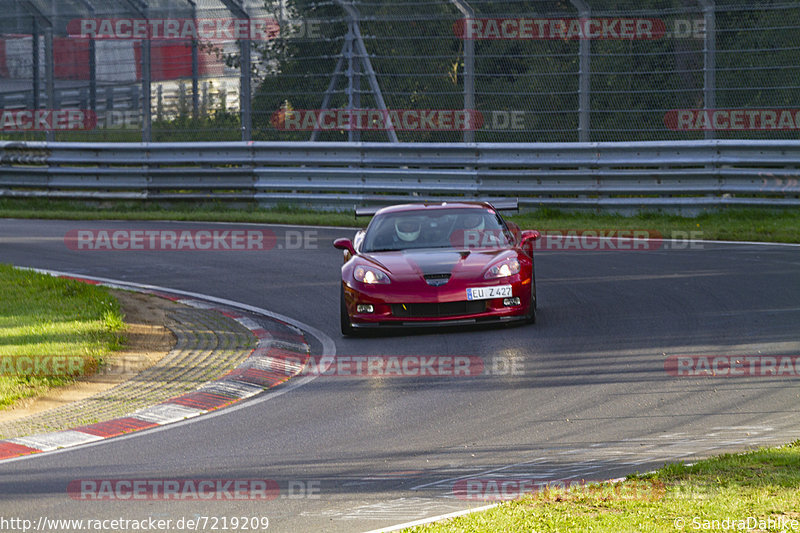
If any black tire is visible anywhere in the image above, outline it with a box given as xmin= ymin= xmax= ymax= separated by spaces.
xmin=526 ymin=260 xmax=537 ymax=324
xmin=340 ymin=285 xmax=355 ymax=336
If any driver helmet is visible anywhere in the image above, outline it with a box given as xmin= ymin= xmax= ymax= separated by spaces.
xmin=462 ymin=213 xmax=485 ymax=232
xmin=395 ymin=217 xmax=422 ymax=242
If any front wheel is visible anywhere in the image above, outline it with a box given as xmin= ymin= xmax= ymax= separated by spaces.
xmin=340 ymin=285 xmax=355 ymax=336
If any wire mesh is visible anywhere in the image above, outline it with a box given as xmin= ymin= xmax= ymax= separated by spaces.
xmin=0 ymin=0 xmax=798 ymax=141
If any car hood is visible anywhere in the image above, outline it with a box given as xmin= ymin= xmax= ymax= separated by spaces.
xmin=360 ymin=248 xmax=515 ymax=281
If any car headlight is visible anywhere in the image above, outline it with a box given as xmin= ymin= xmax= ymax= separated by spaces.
xmin=354 ymin=265 xmax=390 ymax=284
xmin=485 ymin=258 xmax=520 ymax=279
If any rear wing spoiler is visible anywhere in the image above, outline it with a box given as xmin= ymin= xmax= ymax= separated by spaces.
xmin=354 ymin=199 xmax=518 ymax=218
xmin=488 ymin=199 xmax=519 ymax=212
xmin=354 ymin=206 xmax=381 ymax=218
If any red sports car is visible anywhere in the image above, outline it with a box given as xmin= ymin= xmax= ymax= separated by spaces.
xmin=333 ymin=201 xmax=541 ymax=335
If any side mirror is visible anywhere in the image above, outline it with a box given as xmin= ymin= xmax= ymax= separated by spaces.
xmin=333 ymin=238 xmax=356 ymax=256
xmin=520 ymin=230 xmax=541 ymax=243
xmin=519 ymin=230 xmax=540 ymax=257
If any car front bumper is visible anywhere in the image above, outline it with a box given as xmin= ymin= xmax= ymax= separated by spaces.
xmin=342 ymin=277 xmax=532 ymax=327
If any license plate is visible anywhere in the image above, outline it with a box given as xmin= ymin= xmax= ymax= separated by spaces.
xmin=466 ymin=285 xmax=513 ymax=301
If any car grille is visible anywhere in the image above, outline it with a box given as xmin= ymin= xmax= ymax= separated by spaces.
xmin=391 ymin=301 xmax=486 ymax=318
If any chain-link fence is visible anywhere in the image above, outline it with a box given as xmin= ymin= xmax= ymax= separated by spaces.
xmin=1 ymin=0 xmax=799 ymax=142
xmin=0 ymin=0 xmax=269 ymax=141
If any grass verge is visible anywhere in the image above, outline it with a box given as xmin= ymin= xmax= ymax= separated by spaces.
xmin=0 ymin=265 xmax=125 ymax=409
xmin=404 ymin=442 xmax=800 ymax=532
xmin=1 ymin=199 xmax=799 ymax=243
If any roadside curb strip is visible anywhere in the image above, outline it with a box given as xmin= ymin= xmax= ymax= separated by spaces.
xmin=0 ymin=273 xmax=312 ymax=461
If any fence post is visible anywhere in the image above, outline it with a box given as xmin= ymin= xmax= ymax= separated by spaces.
xmin=76 ymin=0 xmax=97 ymax=114
xmin=122 ymin=0 xmax=152 ymax=142
xmin=157 ymin=85 xmax=163 ymax=122
xmin=346 ymin=25 xmax=360 ymax=142
xmin=21 ymin=1 xmax=55 ymax=141
xmin=699 ymin=0 xmax=716 ymax=141
xmin=335 ymin=0 xmax=399 ymax=142
xmin=32 ymin=18 xmax=39 ymax=111
xmin=44 ymin=24 xmax=54 ymax=142
xmin=142 ymin=4 xmax=151 ymax=142
xmin=186 ymin=0 xmax=200 ymax=121
xmin=450 ymin=0 xmax=475 ymax=143
xmin=571 ymin=0 xmax=591 ymax=142
xmin=219 ymin=0 xmax=252 ymax=141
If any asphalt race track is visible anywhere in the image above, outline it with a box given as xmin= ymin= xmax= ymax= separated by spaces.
xmin=1 ymin=219 xmax=799 ymax=532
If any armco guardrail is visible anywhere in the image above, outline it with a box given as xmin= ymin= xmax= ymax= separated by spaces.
xmin=1 ymin=140 xmax=799 ymax=209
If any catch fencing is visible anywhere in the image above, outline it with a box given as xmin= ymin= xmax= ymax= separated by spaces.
xmin=1 ymin=1 xmax=799 ymax=143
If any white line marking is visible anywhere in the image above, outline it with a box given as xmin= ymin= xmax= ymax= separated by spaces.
xmin=409 ymin=457 xmax=549 ymax=491
xmin=360 ymin=503 xmax=499 ymax=533
xmin=272 ymin=340 xmax=311 ymax=353
xmin=9 ymin=431 xmax=104 ymax=452
xmin=199 ymin=379 xmax=265 ymax=399
xmin=176 ymin=299 xmax=216 ymax=309
xmin=132 ymin=404 xmax=205 ymax=424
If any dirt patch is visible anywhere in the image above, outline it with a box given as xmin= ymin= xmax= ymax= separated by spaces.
xmin=0 ymin=289 xmax=176 ymax=423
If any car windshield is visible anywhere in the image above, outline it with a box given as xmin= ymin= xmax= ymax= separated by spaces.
xmin=360 ymin=208 xmax=513 ymax=252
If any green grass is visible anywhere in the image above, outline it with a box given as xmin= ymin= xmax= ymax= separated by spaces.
xmin=1 ymin=199 xmax=799 ymax=243
xmin=406 ymin=442 xmax=800 ymax=532
xmin=0 ymin=199 xmax=358 ymax=228
xmin=0 ymin=265 xmax=125 ymax=409
xmin=510 ymin=207 xmax=800 ymax=244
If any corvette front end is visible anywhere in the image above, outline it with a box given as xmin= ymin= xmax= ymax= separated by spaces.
xmin=334 ymin=202 xmax=539 ymax=335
